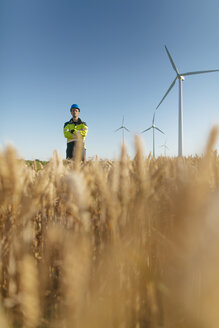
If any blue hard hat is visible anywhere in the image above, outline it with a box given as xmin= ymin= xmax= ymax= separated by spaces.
xmin=70 ymin=104 xmax=80 ymax=112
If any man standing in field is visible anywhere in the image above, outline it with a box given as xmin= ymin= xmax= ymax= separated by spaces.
xmin=63 ymin=104 xmax=88 ymax=161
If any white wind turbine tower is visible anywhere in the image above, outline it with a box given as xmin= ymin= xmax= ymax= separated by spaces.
xmin=141 ymin=111 xmax=165 ymax=157
xmin=115 ymin=115 xmax=130 ymax=145
xmin=157 ymin=45 xmax=219 ymax=157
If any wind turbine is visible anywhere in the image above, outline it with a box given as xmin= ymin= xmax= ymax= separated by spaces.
xmin=141 ymin=111 xmax=165 ymax=157
xmin=157 ymin=45 xmax=219 ymax=157
xmin=160 ymin=138 xmax=169 ymax=156
xmin=115 ymin=115 xmax=130 ymax=145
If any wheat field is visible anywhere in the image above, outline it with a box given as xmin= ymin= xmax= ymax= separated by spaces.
xmin=0 ymin=129 xmax=219 ymax=328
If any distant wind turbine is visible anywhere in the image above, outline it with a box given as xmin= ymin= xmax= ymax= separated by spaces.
xmin=157 ymin=45 xmax=219 ymax=157
xmin=141 ymin=111 xmax=164 ymax=157
xmin=160 ymin=138 xmax=169 ymax=156
xmin=115 ymin=115 xmax=130 ymax=145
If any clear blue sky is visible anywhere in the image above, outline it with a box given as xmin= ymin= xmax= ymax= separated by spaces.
xmin=1 ymin=0 xmax=219 ymax=160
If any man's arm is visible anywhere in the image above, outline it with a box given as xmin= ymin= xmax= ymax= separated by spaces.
xmin=74 ymin=122 xmax=88 ymax=138
xmin=63 ymin=123 xmax=75 ymax=139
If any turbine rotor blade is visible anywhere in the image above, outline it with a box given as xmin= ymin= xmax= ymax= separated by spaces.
xmin=156 ymin=77 xmax=177 ymax=109
xmin=115 ymin=127 xmax=122 ymax=132
xmin=141 ymin=126 xmax=152 ymax=133
xmin=165 ymin=45 xmax=179 ymax=75
xmin=122 ymin=115 xmax=124 ymax=125
xmin=160 ymin=144 xmax=169 ymax=149
xmin=182 ymin=69 xmax=219 ymax=76
xmin=124 ymin=127 xmax=130 ymax=132
xmin=155 ymin=127 xmax=165 ymax=134
xmin=152 ymin=111 xmax=156 ymax=125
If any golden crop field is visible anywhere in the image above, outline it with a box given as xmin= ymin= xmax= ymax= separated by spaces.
xmin=0 ymin=129 xmax=219 ymax=328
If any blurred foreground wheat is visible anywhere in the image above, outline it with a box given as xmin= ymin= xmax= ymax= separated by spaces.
xmin=0 ymin=129 xmax=219 ymax=327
